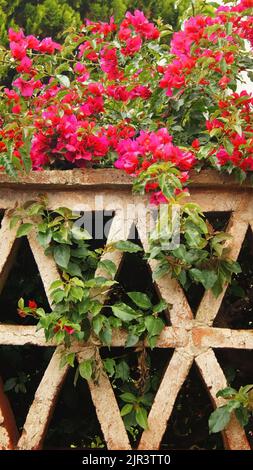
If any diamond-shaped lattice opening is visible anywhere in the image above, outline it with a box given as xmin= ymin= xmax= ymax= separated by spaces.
xmin=0 ymin=345 xmax=54 ymax=432
xmin=160 ymin=363 xmax=224 ymax=450
xmin=44 ymin=364 xmax=105 ymax=450
xmin=182 ymin=212 xmax=231 ymax=315
xmin=100 ymin=347 xmax=174 ymax=448
xmin=214 ymin=226 xmax=253 ymax=329
xmin=0 ymin=238 xmax=50 ymax=325
xmin=214 ymin=349 xmax=253 ymax=449
xmin=109 ymin=226 xmax=170 ymax=325
xmin=78 ymin=210 xmax=115 ymax=250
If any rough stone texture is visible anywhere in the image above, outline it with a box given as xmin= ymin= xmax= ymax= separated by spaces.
xmin=77 ymin=349 xmax=131 ymax=450
xmin=28 ymin=231 xmax=60 ymax=307
xmin=17 ymin=347 xmax=68 ymax=450
xmin=0 ymin=214 xmax=20 ymax=294
xmin=0 ymin=378 xmax=19 ymax=449
xmin=0 ymin=169 xmax=252 ymax=190
xmin=0 ymin=170 xmax=252 ymax=450
xmin=138 ymin=350 xmax=193 ymax=450
xmin=196 ymin=211 xmax=249 ymax=325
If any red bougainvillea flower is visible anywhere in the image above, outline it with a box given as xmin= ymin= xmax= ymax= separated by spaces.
xmin=192 ymin=139 xmax=200 ymax=149
xmin=53 ymin=321 xmax=75 ymax=335
xmin=28 ymin=300 xmax=38 ymax=309
xmin=64 ymin=326 xmax=75 ymax=335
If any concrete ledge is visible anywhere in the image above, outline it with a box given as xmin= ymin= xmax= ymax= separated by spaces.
xmin=0 ymin=168 xmax=252 ymax=190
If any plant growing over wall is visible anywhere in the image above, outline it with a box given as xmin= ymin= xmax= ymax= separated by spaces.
xmin=0 ymin=0 xmax=253 ymax=440
xmin=209 ymin=385 xmax=253 ymax=433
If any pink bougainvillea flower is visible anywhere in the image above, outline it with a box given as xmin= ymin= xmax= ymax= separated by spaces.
xmin=10 ymin=40 xmax=27 ymax=60
xmin=4 ymin=88 xmax=20 ymax=102
xmin=64 ymin=325 xmax=75 ymax=335
xmin=150 ymin=191 xmax=168 ymax=205
xmin=13 ymin=77 xmax=42 ymax=97
xmin=86 ymin=16 xmax=117 ymax=36
xmin=121 ymin=36 xmax=142 ymax=56
xmin=218 ymin=75 xmax=231 ymax=89
xmin=16 ymin=56 xmax=33 ymax=73
xmin=37 ymin=37 xmax=61 ymax=54
xmin=8 ymin=28 xmax=25 ymax=42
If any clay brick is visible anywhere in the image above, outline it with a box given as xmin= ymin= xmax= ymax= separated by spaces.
xmin=0 ymin=171 xmax=252 ymax=450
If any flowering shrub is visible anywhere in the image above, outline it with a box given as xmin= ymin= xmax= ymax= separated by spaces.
xmin=0 ymin=2 xmax=251 ymax=186
xmin=1 ymin=2 xmax=253 ymax=441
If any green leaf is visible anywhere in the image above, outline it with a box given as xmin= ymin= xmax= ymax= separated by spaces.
xmin=53 ymin=245 xmax=70 ymax=269
xmin=125 ymin=332 xmax=139 ymax=347
xmin=71 ymin=225 xmax=92 ymax=240
xmin=79 ymin=359 xmax=93 ymax=381
xmin=235 ymin=406 xmax=250 ymax=427
xmin=120 ymin=392 xmax=137 ymax=403
xmin=121 ymin=404 xmax=133 ymax=417
xmin=16 ymin=223 xmax=33 ymax=238
xmin=89 ymin=300 xmax=103 ymax=317
xmin=115 ymin=360 xmax=130 ymax=382
xmin=10 ymin=215 xmax=20 ymax=230
xmin=145 ymin=316 xmax=164 ymax=337
xmin=66 ymin=262 xmax=82 ymax=277
xmin=190 ymin=268 xmax=217 ymax=290
xmin=92 ymin=315 xmax=105 ymax=336
xmin=52 ymin=289 xmax=65 ymax=303
xmin=148 ymin=335 xmax=159 ymax=349
xmin=136 ymin=407 xmax=148 ymax=429
xmin=103 ymin=358 xmax=115 ymax=377
xmin=152 ymin=263 xmax=169 ymax=280
xmin=216 ymin=387 xmax=237 ymax=399
xmin=60 ymin=352 xmax=75 ymax=368
xmin=226 ymin=400 xmax=241 ymax=413
xmin=4 ymin=377 xmax=17 ymax=392
xmin=99 ymin=326 xmax=112 ymax=346
xmin=50 ymin=280 xmax=63 ymax=290
xmin=56 ymin=74 xmax=70 ymax=88
xmin=208 ymin=405 xmax=231 ymax=433
xmin=18 ymin=297 xmax=24 ymax=310
xmin=127 ymin=292 xmax=152 ymax=310
xmin=37 ymin=231 xmax=52 ymax=248
xmin=153 ymin=299 xmax=167 ymax=314
xmin=27 ymin=203 xmax=44 ymax=216
xmin=97 ymin=260 xmax=117 ymax=278
xmin=114 ymin=241 xmax=143 ymax=253
xmin=70 ymin=286 xmax=84 ymax=302
xmin=140 ymin=393 xmax=154 ymax=407
xmin=111 ymin=303 xmax=140 ymax=322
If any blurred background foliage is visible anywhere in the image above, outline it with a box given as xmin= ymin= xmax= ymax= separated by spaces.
xmin=0 ymin=1 xmax=216 ymax=45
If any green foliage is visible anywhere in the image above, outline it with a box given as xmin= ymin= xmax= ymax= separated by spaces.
xmin=4 ymin=372 xmax=29 ymax=394
xmin=0 ymin=0 xmax=194 ymax=49
xmin=209 ymin=385 xmax=253 ymax=433
xmin=147 ymin=197 xmax=241 ymax=297
xmin=103 ymin=351 xmax=158 ymax=435
xmin=11 ymin=197 xmax=167 ymax=351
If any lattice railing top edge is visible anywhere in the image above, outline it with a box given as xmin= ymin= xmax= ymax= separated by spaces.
xmin=0 ymin=171 xmax=253 ymax=451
